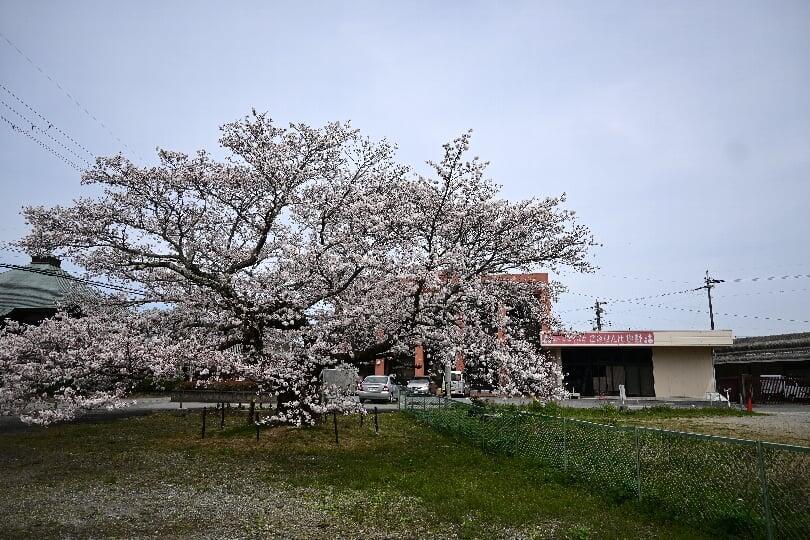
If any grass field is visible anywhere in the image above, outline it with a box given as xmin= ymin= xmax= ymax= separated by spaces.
xmin=408 ymin=402 xmax=810 ymax=539
xmin=0 ymin=409 xmax=712 ymax=539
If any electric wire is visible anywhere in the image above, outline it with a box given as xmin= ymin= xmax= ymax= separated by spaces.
xmin=0 ymin=32 xmax=143 ymax=161
xmin=1 ymin=113 xmax=82 ymax=172
xmin=0 ymin=95 xmax=92 ymax=168
xmin=626 ymin=299 xmax=809 ymax=325
xmin=0 ymin=83 xmax=95 ymax=159
xmin=0 ymin=262 xmax=145 ymax=296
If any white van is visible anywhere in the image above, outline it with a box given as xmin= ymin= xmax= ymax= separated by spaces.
xmin=450 ymin=370 xmax=469 ymax=397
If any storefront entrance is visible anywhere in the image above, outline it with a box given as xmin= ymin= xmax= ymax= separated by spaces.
xmin=562 ymin=347 xmax=655 ymax=397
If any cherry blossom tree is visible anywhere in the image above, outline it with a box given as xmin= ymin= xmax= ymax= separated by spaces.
xmin=6 ymin=112 xmax=594 ymax=425
xmin=0 ymin=308 xmax=234 ymax=425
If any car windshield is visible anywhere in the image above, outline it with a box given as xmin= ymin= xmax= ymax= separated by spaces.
xmin=364 ymin=376 xmax=388 ymax=384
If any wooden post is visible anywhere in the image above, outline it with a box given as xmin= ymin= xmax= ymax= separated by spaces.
xmin=248 ymin=399 xmax=255 ymax=424
xmin=201 ymin=407 xmax=207 ymax=439
xmin=220 ymin=404 xmax=225 ymax=430
xmin=360 ymin=412 xmax=364 ymax=427
xmin=179 ymin=392 xmax=183 ymax=409
xmin=374 ymin=407 xmax=379 ymax=434
xmin=333 ymin=412 xmax=339 ymax=446
xmin=255 ymin=414 xmax=261 ymax=442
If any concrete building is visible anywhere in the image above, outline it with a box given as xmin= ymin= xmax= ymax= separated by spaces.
xmin=714 ymin=332 xmax=810 ymax=403
xmin=542 ymin=330 xmax=733 ymax=399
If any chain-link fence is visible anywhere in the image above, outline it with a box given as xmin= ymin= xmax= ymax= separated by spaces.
xmin=401 ymin=395 xmax=810 ymax=539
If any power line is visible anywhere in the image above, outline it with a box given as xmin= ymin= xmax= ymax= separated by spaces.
xmin=626 ymin=299 xmax=809 ymax=325
xmin=716 ymin=288 xmax=810 ymax=300
xmin=0 ymin=262 xmax=145 ymax=296
xmin=560 ymin=287 xmax=701 ymax=307
xmin=0 ymin=83 xmax=95 ymax=160
xmin=727 ymin=273 xmax=810 ymax=283
xmin=0 ymin=32 xmax=143 ymax=161
xmin=0 ymin=94 xmax=92 ymax=168
xmin=1 ymin=113 xmax=82 ymax=172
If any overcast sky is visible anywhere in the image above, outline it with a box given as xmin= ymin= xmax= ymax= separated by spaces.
xmin=1 ymin=1 xmax=808 ymax=336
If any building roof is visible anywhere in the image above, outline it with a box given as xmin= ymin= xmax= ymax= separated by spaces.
xmin=714 ymin=332 xmax=810 ymax=364
xmin=0 ymin=257 xmax=81 ymax=317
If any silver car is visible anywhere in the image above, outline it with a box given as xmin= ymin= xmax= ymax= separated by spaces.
xmin=406 ymin=376 xmax=431 ymax=396
xmin=358 ymin=375 xmax=400 ymax=403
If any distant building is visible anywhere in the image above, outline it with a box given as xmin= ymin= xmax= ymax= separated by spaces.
xmin=0 ymin=256 xmax=86 ymax=325
xmin=714 ymin=332 xmax=810 ymax=403
xmin=543 ymin=330 xmax=733 ymax=399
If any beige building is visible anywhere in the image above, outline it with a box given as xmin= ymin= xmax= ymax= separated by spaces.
xmin=541 ymin=330 xmax=733 ymax=399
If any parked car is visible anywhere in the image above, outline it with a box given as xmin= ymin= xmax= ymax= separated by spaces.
xmin=450 ymin=370 xmax=469 ymax=397
xmin=358 ymin=375 xmax=400 ymax=403
xmin=406 ymin=376 xmax=431 ymax=396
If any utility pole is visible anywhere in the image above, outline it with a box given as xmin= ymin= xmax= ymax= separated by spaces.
xmin=701 ymin=270 xmax=725 ymax=330
xmin=593 ymin=299 xmax=607 ymax=331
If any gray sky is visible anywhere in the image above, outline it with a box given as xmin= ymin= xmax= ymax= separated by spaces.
xmin=1 ymin=1 xmax=808 ymax=336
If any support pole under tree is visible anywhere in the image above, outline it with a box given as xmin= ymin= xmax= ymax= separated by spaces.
xmin=201 ymin=407 xmax=207 ymax=439
xmin=220 ymin=404 xmax=225 ymax=430
xmin=255 ymin=414 xmax=261 ymax=442
xmin=374 ymin=407 xmax=379 ymax=434
xmin=248 ymin=399 xmax=255 ymax=424
xmin=333 ymin=412 xmax=339 ymax=446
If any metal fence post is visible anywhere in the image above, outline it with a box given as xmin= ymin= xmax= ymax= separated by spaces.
xmin=756 ymin=441 xmax=775 ymax=540
xmin=563 ymin=418 xmax=568 ymax=472
xmin=635 ymin=427 xmax=642 ymax=502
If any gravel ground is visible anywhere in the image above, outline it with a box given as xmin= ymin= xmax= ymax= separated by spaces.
xmin=636 ymin=405 xmax=810 ymax=446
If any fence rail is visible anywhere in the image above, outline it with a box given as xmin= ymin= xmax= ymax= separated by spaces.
xmin=403 ymin=396 xmax=810 ymax=539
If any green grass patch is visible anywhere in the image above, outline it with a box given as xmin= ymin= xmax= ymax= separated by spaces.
xmin=409 ymin=404 xmax=809 ymax=539
xmin=0 ymin=409 xmax=711 ymax=539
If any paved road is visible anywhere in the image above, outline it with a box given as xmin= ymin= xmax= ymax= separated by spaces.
xmin=3 ymin=395 xmax=806 ymax=434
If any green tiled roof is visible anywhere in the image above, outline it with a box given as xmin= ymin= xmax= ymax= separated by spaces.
xmin=0 ymin=261 xmax=79 ymax=317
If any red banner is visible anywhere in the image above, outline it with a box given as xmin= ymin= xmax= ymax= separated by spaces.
xmin=541 ymin=331 xmax=654 ymax=346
